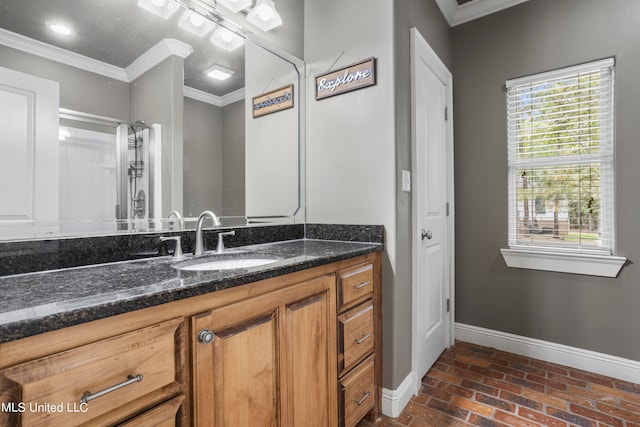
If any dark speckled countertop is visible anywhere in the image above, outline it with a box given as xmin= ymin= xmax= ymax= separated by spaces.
xmin=0 ymin=238 xmax=382 ymax=344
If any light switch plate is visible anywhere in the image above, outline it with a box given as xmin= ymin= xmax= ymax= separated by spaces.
xmin=402 ymin=170 xmax=411 ymax=192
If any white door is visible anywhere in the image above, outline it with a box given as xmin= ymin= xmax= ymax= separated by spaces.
xmin=411 ymin=28 xmax=454 ymax=389
xmin=0 ymin=66 xmax=59 ymax=238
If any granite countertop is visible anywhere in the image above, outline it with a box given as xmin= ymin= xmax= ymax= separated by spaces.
xmin=0 ymin=239 xmax=382 ymax=344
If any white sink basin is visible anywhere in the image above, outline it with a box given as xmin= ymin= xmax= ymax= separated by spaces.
xmin=177 ymin=257 xmax=280 ymax=272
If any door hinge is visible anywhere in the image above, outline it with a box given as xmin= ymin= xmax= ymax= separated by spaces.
xmin=446 ymin=298 xmax=451 ymax=313
xmin=446 ymin=202 xmax=450 ymax=217
xmin=444 ymin=106 xmax=448 ymax=121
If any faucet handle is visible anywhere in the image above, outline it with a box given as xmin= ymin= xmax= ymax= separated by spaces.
xmin=216 ymin=230 xmax=236 ymax=253
xmin=160 ymin=236 xmax=185 ymax=260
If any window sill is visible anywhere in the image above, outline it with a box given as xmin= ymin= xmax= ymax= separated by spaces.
xmin=500 ymin=248 xmax=626 ymax=278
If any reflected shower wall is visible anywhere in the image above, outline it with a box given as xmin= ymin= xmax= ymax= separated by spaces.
xmin=59 ymin=121 xmax=117 ymax=233
xmin=58 ymin=111 xmax=157 ymax=235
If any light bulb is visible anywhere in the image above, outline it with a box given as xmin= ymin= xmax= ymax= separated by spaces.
xmin=258 ymin=6 xmax=273 ymax=21
xmin=220 ymin=29 xmax=233 ymax=42
xmin=189 ymin=12 xmax=204 ymax=26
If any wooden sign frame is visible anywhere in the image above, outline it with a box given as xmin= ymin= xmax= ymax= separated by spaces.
xmin=252 ymin=84 xmax=294 ymax=118
xmin=315 ymin=57 xmax=376 ymax=100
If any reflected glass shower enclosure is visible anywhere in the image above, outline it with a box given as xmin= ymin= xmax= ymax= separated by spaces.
xmin=59 ymin=110 xmax=160 ymax=233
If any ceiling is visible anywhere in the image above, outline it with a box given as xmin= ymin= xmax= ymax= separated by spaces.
xmin=0 ymin=0 xmax=245 ymax=97
xmin=436 ymin=0 xmax=530 ymax=26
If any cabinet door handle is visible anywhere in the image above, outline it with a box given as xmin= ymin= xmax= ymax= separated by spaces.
xmin=354 ymin=281 xmax=371 ymax=290
xmin=354 ymin=333 xmax=371 ymax=344
xmin=80 ymin=374 xmax=143 ymax=404
xmin=198 ymin=328 xmax=215 ymax=344
xmin=355 ymin=391 xmax=371 ymax=406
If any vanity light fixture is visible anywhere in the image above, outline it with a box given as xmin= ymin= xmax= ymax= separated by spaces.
xmin=216 ymin=0 xmax=253 ymax=14
xmin=178 ymin=10 xmax=216 ymax=37
xmin=246 ymin=0 xmax=282 ymax=32
xmin=205 ymin=64 xmax=235 ymax=81
xmin=210 ymin=27 xmax=244 ymax=51
xmin=137 ymin=0 xmax=179 ymax=20
xmin=48 ymin=22 xmax=74 ymax=36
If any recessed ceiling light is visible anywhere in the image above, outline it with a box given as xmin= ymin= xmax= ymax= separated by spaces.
xmin=204 ymin=65 xmax=235 ymax=81
xmin=210 ymin=27 xmax=244 ymax=51
xmin=178 ymin=10 xmax=216 ymax=37
xmin=48 ymin=22 xmax=74 ymax=36
xmin=216 ymin=0 xmax=253 ymax=14
xmin=137 ymin=0 xmax=179 ymax=20
xmin=246 ymin=0 xmax=282 ymax=32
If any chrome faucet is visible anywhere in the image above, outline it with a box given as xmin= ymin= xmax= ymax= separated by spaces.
xmin=194 ymin=211 xmax=222 ymax=256
xmin=167 ymin=210 xmax=184 ymax=230
xmin=159 ymin=236 xmax=185 ymax=260
xmin=216 ymin=230 xmax=236 ymax=253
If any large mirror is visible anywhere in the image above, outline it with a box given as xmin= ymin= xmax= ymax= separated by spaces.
xmin=0 ymin=0 xmax=304 ymax=241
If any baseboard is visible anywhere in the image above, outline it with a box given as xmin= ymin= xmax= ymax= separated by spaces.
xmin=381 ymin=371 xmax=417 ymax=418
xmin=455 ymin=322 xmax=640 ymax=384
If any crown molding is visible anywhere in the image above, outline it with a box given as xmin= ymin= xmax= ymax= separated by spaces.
xmin=0 ymin=30 xmax=233 ymax=104
xmin=184 ymin=86 xmax=245 ymax=107
xmin=126 ymin=38 xmax=194 ymax=82
xmin=435 ymin=0 xmax=530 ymax=27
xmin=0 ymin=28 xmax=128 ymax=81
xmin=220 ymin=87 xmax=245 ymax=105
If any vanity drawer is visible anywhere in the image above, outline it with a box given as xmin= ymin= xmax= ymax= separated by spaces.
xmin=0 ymin=318 xmax=184 ymax=426
xmin=338 ymin=301 xmax=374 ymax=374
xmin=119 ymin=394 xmax=185 ymax=427
xmin=339 ymin=356 xmax=375 ymax=427
xmin=337 ymin=262 xmax=374 ymax=312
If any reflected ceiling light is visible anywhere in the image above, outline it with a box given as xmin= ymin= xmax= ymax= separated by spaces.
xmin=48 ymin=22 xmax=74 ymax=36
xmin=216 ymin=0 xmax=253 ymax=14
xmin=210 ymin=27 xmax=244 ymax=51
xmin=246 ymin=0 xmax=282 ymax=32
xmin=205 ymin=65 xmax=235 ymax=81
xmin=178 ymin=10 xmax=216 ymax=37
xmin=137 ymin=0 xmax=179 ymax=20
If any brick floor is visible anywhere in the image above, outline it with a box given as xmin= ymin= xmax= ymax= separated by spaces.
xmin=379 ymin=341 xmax=640 ymax=427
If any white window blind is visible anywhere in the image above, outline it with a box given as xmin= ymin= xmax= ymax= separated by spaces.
xmin=506 ymin=58 xmax=615 ymax=255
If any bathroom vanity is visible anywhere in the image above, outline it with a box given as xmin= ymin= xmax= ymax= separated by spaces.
xmin=0 ymin=236 xmax=382 ymax=427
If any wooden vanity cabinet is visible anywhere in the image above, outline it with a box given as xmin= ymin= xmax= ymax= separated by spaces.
xmin=191 ymin=274 xmax=337 ymax=427
xmin=0 ymin=252 xmax=381 ymax=427
xmin=0 ymin=318 xmax=187 ymax=427
xmin=336 ymin=262 xmax=381 ymax=427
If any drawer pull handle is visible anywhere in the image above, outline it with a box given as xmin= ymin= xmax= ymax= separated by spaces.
xmin=80 ymin=374 xmax=143 ymax=404
xmin=354 ymin=281 xmax=371 ymax=290
xmin=355 ymin=333 xmax=371 ymax=344
xmin=355 ymin=391 xmax=371 ymax=406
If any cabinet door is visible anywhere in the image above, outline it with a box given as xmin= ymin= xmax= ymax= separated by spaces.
xmin=283 ymin=286 xmax=337 ymax=427
xmin=191 ymin=274 xmax=336 ymax=427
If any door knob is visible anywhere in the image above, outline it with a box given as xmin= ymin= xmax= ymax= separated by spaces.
xmin=421 ymin=230 xmax=433 ymax=240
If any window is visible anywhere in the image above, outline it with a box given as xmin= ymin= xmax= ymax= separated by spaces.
xmin=501 ymin=58 xmax=625 ymax=277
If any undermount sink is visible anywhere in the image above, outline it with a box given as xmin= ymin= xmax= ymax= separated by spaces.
xmin=175 ymin=256 xmax=281 ymax=272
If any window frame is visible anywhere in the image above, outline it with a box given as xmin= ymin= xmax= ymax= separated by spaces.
xmin=501 ymin=58 xmax=626 ymax=277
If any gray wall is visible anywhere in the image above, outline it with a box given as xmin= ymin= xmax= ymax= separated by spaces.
xmin=245 ymin=41 xmax=299 ymax=218
xmin=183 ymin=97 xmax=222 ymax=217
xmin=390 ymin=0 xmax=453 ymax=389
xmin=0 ymin=45 xmax=129 ymax=120
xmin=452 ymin=0 xmax=640 ymax=360
xmin=221 ymin=100 xmax=246 ymax=216
xmin=183 ymin=97 xmax=246 ymax=218
xmin=130 ymin=55 xmax=184 ymax=217
xmin=305 ymin=0 xmax=453 ymax=391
